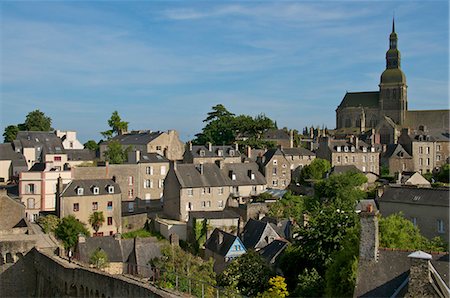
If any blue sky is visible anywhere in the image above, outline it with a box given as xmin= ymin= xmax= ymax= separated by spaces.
xmin=1 ymin=1 xmax=448 ymax=143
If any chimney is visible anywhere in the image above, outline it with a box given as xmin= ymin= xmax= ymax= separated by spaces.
xmin=207 ymin=142 xmax=212 ymax=151
xmin=355 ymin=137 xmax=359 ymax=148
xmin=349 ymin=135 xmax=354 ymax=144
xmin=235 ymin=143 xmax=239 ymax=151
xmin=290 ymin=130 xmax=294 ymax=148
xmin=173 ymin=160 xmax=177 ymax=170
xmin=359 ymin=205 xmax=379 ymax=262
xmin=309 ymin=127 xmax=314 ymax=139
xmin=246 ymin=146 xmax=251 ymax=159
xmin=407 ymin=251 xmax=433 ymax=296
xmin=188 ymin=141 xmax=193 ymax=151
xmin=56 ymin=176 xmax=64 ymax=217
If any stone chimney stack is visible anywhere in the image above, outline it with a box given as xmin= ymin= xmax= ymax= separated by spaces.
xmin=309 ymin=127 xmax=314 ymax=139
xmin=359 ymin=205 xmax=379 ymax=262
xmin=407 ymin=251 xmax=434 ymax=297
xmin=290 ymin=130 xmax=294 ymax=148
xmin=208 ymin=142 xmax=212 ymax=152
xmin=235 ymin=143 xmax=239 ymax=151
xmin=188 ymin=141 xmax=193 ymax=151
xmin=246 ymin=146 xmax=251 ymax=159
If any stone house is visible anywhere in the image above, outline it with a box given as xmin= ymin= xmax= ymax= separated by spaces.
xmin=163 ymin=161 xmax=266 ymax=222
xmin=354 ymin=206 xmax=449 ymax=297
xmin=0 ymin=143 xmax=27 ymax=183
xmin=58 ymin=178 xmax=122 ymax=236
xmin=281 ymin=147 xmax=316 ymax=182
xmin=19 ymin=162 xmax=72 ymax=222
xmin=262 ymin=129 xmax=292 ymax=149
xmin=316 ymin=136 xmax=380 ymax=175
xmin=381 ymin=143 xmax=414 ymax=174
xmin=257 ymin=149 xmax=291 ymax=189
xmin=241 ymin=218 xmax=281 ymax=251
xmin=204 ymin=228 xmax=246 ymax=273
xmin=99 ymin=130 xmax=184 ymax=161
xmin=395 ymin=171 xmax=431 ymax=188
xmin=65 ymin=149 xmax=96 ymax=168
xmin=183 ymin=143 xmax=242 ymax=164
xmin=0 ymin=189 xmax=26 ymax=232
xmin=378 ymin=186 xmax=449 ymax=242
xmin=55 ymin=130 xmax=84 ymax=150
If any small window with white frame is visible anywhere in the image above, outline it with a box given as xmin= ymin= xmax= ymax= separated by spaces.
xmin=187 ymin=188 xmax=193 ymax=196
xmin=77 ymin=187 xmax=84 ymax=195
xmin=218 ymin=200 xmax=223 ymax=208
xmin=273 ymin=159 xmax=278 ymax=165
xmin=437 ymin=219 xmax=445 ymax=233
xmin=93 ymin=187 xmax=100 ymax=195
xmin=218 ymin=187 xmax=223 ymax=195
xmin=107 ymin=185 xmax=114 ymax=194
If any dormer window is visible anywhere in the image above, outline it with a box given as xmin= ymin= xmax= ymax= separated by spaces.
xmin=351 ymin=146 xmax=355 ymax=152
xmin=370 ymin=147 xmax=375 ymax=153
xmin=77 ymin=187 xmax=84 ymax=195
xmin=362 ymin=147 xmax=367 ymax=153
xmin=336 ymin=146 xmax=341 ymax=152
xmin=344 ymin=146 xmax=349 ymax=152
xmin=251 ymin=173 xmax=255 ymax=180
xmin=229 ymin=149 xmax=235 ymax=156
xmin=107 ymin=185 xmax=115 ymax=194
xmin=199 ymin=150 xmax=206 ymax=157
xmin=218 ymin=150 xmax=223 ymax=157
xmin=93 ymin=186 xmax=100 ymax=195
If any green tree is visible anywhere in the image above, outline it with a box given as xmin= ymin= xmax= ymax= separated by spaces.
xmin=437 ymin=164 xmax=450 ymax=183
xmin=299 ymin=158 xmax=331 ymax=182
xmin=293 ymin=267 xmax=324 ymax=297
xmin=258 ymin=276 xmax=289 ymax=298
xmin=218 ymin=250 xmax=273 ymax=297
xmin=268 ymin=191 xmax=305 ymax=222
xmin=101 ymin=111 xmax=129 ymax=139
xmin=54 ymin=215 xmax=90 ymax=249
xmin=36 ymin=214 xmax=61 ymax=233
xmin=84 ymin=140 xmax=99 ymax=151
xmin=23 ymin=109 xmax=52 ymax=131
xmin=88 ymin=211 xmax=105 ymax=235
xmin=194 ymin=104 xmax=236 ymax=145
xmin=103 ymin=140 xmax=128 ymax=164
xmin=89 ymin=248 xmax=109 ymax=269
xmin=3 ymin=125 xmax=19 ymax=142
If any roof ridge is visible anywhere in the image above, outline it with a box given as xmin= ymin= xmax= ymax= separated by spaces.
xmin=379 ymin=247 xmax=449 ymax=255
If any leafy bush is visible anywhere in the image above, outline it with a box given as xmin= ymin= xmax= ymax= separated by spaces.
xmin=89 ymin=248 xmax=109 ymax=269
xmin=37 ymin=215 xmax=61 ymax=233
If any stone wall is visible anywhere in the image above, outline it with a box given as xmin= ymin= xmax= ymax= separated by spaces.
xmin=122 ymin=213 xmax=148 ymax=233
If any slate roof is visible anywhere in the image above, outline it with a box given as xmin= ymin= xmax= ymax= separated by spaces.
xmin=241 ymin=219 xmax=280 ymax=250
xmin=282 ymin=147 xmax=315 ymax=157
xmin=262 ymin=129 xmax=290 ymax=140
xmin=331 ymin=165 xmax=363 ymax=175
xmin=354 ymin=249 xmax=449 ymax=297
xmin=259 ymin=239 xmax=288 ymax=264
xmin=175 ymin=163 xmax=231 ymax=188
xmin=260 ymin=217 xmax=291 ymax=239
xmin=138 ymin=152 xmax=169 ymax=163
xmin=66 ymin=149 xmax=96 ymax=161
xmin=205 ymin=228 xmax=241 ymax=257
xmin=189 ymin=145 xmax=241 ymax=158
xmin=28 ymin=163 xmax=47 ymax=172
xmin=261 ymin=148 xmax=284 ymax=166
xmin=223 ymin=163 xmax=266 ymax=186
xmin=0 ymin=143 xmax=27 ymax=167
xmin=405 ymin=110 xmax=450 ymax=131
xmin=338 ymin=91 xmax=380 ymax=109
xmin=189 ymin=210 xmax=240 ymax=220
xmin=383 ymin=144 xmax=412 ymax=159
xmin=100 ymin=131 xmax=162 ymax=145
xmin=379 ymin=186 xmax=449 ymax=207
xmin=15 ymin=131 xmax=64 ymax=154
xmin=133 ymin=237 xmax=163 ymax=266
xmin=328 ymin=139 xmax=376 ymax=153
xmin=61 ymin=179 xmax=121 ymax=197
xmin=77 ymin=236 xmax=133 ymax=263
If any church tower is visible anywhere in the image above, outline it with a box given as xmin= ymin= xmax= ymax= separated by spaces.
xmin=379 ymin=18 xmax=408 ymax=125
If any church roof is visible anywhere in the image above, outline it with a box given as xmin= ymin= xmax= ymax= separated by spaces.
xmin=338 ymin=91 xmax=379 ymax=109
xmin=405 ymin=110 xmax=450 ymax=131
xmin=380 ymin=68 xmax=406 ymax=84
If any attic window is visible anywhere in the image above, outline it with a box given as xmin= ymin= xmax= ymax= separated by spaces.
xmin=336 ymin=146 xmax=341 ymax=152
xmin=218 ymin=149 xmax=223 ymax=157
xmin=199 ymin=150 xmax=205 ymax=157
xmin=351 ymin=146 xmax=355 ymax=152
xmin=93 ymin=186 xmax=100 ymax=195
xmin=344 ymin=146 xmax=349 ymax=152
xmin=251 ymin=173 xmax=255 ymax=180
xmin=370 ymin=147 xmax=375 ymax=153
xmin=362 ymin=147 xmax=367 ymax=153
xmin=229 ymin=149 xmax=235 ymax=156
xmin=77 ymin=187 xmax=84 ymax=195
xmin=107 ymin=186 xmax=115 ymax=194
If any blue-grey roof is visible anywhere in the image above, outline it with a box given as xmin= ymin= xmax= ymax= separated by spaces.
xmin=205 ymin=228 xmax=242 ymax=257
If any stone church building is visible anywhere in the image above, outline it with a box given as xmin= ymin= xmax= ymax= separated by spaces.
xmin=335 ymin=20 xmax=449 ymax=144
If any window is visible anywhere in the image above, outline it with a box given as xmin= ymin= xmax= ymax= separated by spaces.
xmin=232 ymin=186 xmax=239 ymax=194
xmin=419 ymin=158 xmax=423 ymax=166
xmin=273 ymin=159 xmax=278 ymax=165
xmin=187 ymin=188 xmax=193 ymax=196
xmin=158 ymin=179 xmax=164 ymax=188
xmin=93 ymin=187 xmax=99 ymax=195
xmin=231 ymin=173 xmax=236 ymax=180
xmin=437 ymin=155 xmax=441 ymax=161
xmin=370 ymin=165 xmax=374 ymax=172
xmin=54 ymin=156 xmax=62 ymax=161
xmin=128 ymin=189 xmax=134 ymax=198
xmin=351 ymin=147 xmax=355 ymax=153
xmin=344 ymin=156 xmax=348 ymax=164
xmin=201 ymin=201 xmax=206 ymax=208
xmin=92 ymin=202 xmax=98 ymax=210
xmin=107 ymin=201 xmax=113 ymax=211
xmin=69 ymin=142 xmax=73 ymax=148
xmin=282 ymin=164 xmax=287 ymax=168
xmin=426 ymin=147 xmax=430 ymax=154
xmin=146 ymin=166 xmax=153 ymax=175
xmin=128 ymin=202 xmax=134 ymax=212
xmin=218 ymin=187 xmax=223 ymax=195
xmin=282 ymin=180 xmax=286 ymax=187
xmin=370 ymin=156 xmax=374 ymax=162
xmin=109 ymin=231 xmax=114 ymax=236
xmin=161 ymin=166 xmax=166 ymax=175
xmin=144 ymin=179 xmax=152 ymax=188
xmin=344 ymin=146 xmax=348 ymax=152
xmin=402 ymin=163 xmax=406 ymax=171
xmin=229 ymin=149 xmax=235 ymax=156
xmin=272 ymin=180 xmax=278 ymax=187
xmin=337 ymin=156 xmax=341 ymax=163
xmin=156 ymin=146 xmax=162 ymax=151
xmin=252 ymin=185 xmax=257 ymax=192
xmin=202 ymin=187 xmax=211 ymax=194
xmin=73 ymin=203 xmax=79 ymax=212
xmin=186 ymin=202 xmax=192 ymax=211
xmin=218 ymin=150 xmax=223 ymax=157
xmin=199 ymin=150 xmax=206 ymax=157
xmin=218 ymin=200 xmax=223 ymax=208
xmin=107 ymin=186 xmax=114 ymax=193
xmin=362 ymin=166 xmax=366 ymax=172
xmin=27 ymin=198 xmax=35 ymax=209
xmin=272 ymin=168 xmax=277 ymax=175
xmin=426 ymin=158 xmax=430 ymax=166
xmin=27 ymin=184 xmax=35 ymax=194
xmin=107 ymin=217 xmax=113 ymax=225
xmin=251 ymin=173 xmax=255 ymax=180
xmin=206 ymin=201 xmax=211 ymax=207
xmin=77 ymin=187 xmax=84 ymax=195
xmin=437 ymin=145 xmax=441 ymax=151
xmin=336 ymin=146 xmax=341 ymax=152
xmin=362 ymin=147 xmax=367 ymax=153
xmin=362 ymin=156 xmax=366 ymax=163
xmin=419 ymin=147 xmax=423 ymax=154
xmin=128 ymin=176 xmax=134 ymax=186
xmin=437 ymin=220 xmax=445 ymax=233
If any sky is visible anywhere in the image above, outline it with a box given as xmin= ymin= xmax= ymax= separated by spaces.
xmin=1 ymin=1 xmax=448 ymax=143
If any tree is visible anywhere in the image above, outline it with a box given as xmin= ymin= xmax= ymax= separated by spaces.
xmin=89 ymin=211 xmax=105 ymax=235
xmin=89 ymin=248 xmax=109 ymax=269
xmin=101 ymin=111 xmax=129 ymax=139
xmin=103 ymin=140 xmax=128 ymax=164
xmin=437 ymin=164 xmax=450 ymax=183
xmin=299 ymin=158 xmax=331 ymax=182
xmin=36 ymin=214 xmax=61 ymax=234
xmin=218 ymin=250 xmax=273 ymax=297
xmin=54 ymin=215 xmax=90 ymax=249
xmin=258 ymin=276 xmax=289 ymax=298
xmin=267 ymin=191 xmax=305 ymax=222
xmin=84 ymin=140 xmax=99 ymax=151
xmin=293 ymin=268 xmax=324 ymax=297
xmin=23 ymin=109 xmax=52 ymax=131
xmin=3 ymin=125 xmax=19 ymax=142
